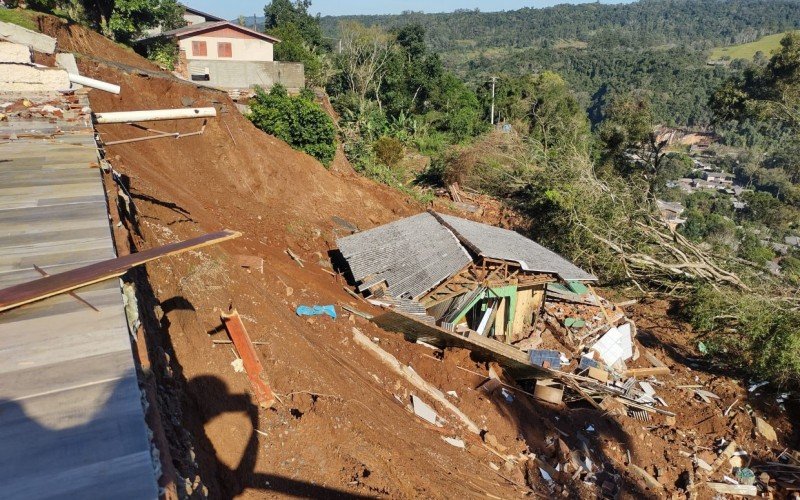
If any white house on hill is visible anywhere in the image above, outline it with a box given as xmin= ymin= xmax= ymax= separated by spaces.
xmin=163 ymin=21 xmax=279 ymax=63
xmin=139 ymin=6 xmax=305 ymax=94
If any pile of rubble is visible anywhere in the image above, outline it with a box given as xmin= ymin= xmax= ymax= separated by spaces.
xmin=519 ymin=285 xmax=800 ymax=497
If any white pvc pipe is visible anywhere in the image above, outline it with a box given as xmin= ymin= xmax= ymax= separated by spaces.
xmin=94 ymin=107 xmax=217 ymax=124
xmin=68 ymin=73 xmax=121 ymax=94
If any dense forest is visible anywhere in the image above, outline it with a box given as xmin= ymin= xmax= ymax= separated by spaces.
xmin=319 ymin=0 xmax=800 ymax=126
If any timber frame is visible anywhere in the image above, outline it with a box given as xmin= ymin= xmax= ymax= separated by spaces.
xmin=420 ymin=258 xmax=555 ymax=308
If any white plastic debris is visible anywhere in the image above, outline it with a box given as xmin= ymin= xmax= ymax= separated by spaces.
xmin=412 ymin=395 xmax=441 ymax=426
xmin=591 ymin=323 xmax=633 ymax=366
xmin=442 ymin=436 xmax=465 ymax=448
xmin=748 ymin=381 xmax=768 ymax=392
xmin=231 ymin=358 xmax=244 ymax=373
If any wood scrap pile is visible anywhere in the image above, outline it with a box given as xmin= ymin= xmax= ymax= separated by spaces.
xmin=683 ymin=438 xmax=800 ymax=496
xmin=517 ymin=284 xmax=678 ymax=421
xmin=444 ymin=182 xmax=483 ymax=215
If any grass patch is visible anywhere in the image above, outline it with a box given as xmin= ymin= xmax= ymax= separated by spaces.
xmin=709 ymin=31 xmax=797 ymax=61
xmin=0 ymin=8 xmax=37 ymax=31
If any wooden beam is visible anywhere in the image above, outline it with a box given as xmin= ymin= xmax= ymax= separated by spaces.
xmin=352 ymin=327 xmax=480 ymax=434
xmin=623 ymin=366 xmax=671 ymax=378
xmin=371 ymin=309 xmax=553 ymax=380
xmin=221 ymin=310 xmax=275 ymax=408
xmin=0 ymin=230 xmax=240 ymax=312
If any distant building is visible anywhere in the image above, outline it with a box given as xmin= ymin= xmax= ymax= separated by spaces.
xmin=142 ymin=4 xmax=225 ymax=38
xmin=656 ymin=200 xmax=686 ymax=229
xmin=703 ymin=171 xmax=735 ymax=185
xmin=138 ymin=5 xmax=305 ymax=94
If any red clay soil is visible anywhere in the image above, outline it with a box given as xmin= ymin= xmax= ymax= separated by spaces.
xmin=32 ymin=15 xmax=799 ymax=499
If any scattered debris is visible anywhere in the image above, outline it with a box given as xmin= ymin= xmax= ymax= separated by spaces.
xmin=235 ymin=254 xmax=264 ymax=273
xmin=706 ymin=482 xmax=758 ymax=496
xmin=286 ymin=247 xmax=305 ymax=267
xmin=231 ymin=358 xmax=244 ymax=373
xmin=412 ymin=396 xmax=441 ymax=426
xmin=352 ymin=327 xmax=481 ymax=434
xmin=441 ymin=436 xmax=465 ymax=448
xmin=753 ymin=416 xmax=777 ymax=442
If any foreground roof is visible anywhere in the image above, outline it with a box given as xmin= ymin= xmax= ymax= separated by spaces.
xmin=337 ymin=211 xmax=596 ymax=300
xmin=0 ymin=91 xmax=158 ymax=497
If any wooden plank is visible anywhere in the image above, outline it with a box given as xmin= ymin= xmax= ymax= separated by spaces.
xmin=352 ymin=326 xmax=481 ymax=434
xmin=705 ymin=483 xmax=757 ymax=496
xmin=624 ymin=366 xmax=671 ymax=378
xmin=221 ymin=310 xmax=275 ymax=408
xmin=372 ymin=308 xmax=553 ymax=380
xmin=0 ymin=229 xmax=241 ymax=312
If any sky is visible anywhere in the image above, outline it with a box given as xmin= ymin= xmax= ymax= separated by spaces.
xmin=188 ymin=0 xmax=634 ymax=21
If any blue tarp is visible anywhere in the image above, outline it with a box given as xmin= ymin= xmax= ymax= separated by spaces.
xmin=296 ymin=305 xmax=337 ymax=319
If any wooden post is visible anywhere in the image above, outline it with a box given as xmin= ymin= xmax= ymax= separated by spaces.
xmin=221 ymin=310 xmax=275 ymax=408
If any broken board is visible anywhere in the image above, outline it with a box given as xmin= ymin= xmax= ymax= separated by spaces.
xmin=221 ymin=310 xmax=275 ymax=408
xmin=371 ymin=309 xmax=553 ymax=380
xmin=0 ymin=230 xmax=240 ymax=312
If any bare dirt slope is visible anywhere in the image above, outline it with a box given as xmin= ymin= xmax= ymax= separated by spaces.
xmin=32 ymin=14 xmax=799 ymax=499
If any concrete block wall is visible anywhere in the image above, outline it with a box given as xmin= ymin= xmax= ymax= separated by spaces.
xmin=0 ymin=64 xmax=70 ymax=91
xmin=0 ymin=41 xmax=31 ymax=63
xmin=0 ymin=21 xmax=56 ymax=54
xmin=0 ymin=39 xmax=70 ymax=92
xmin=187 ymin=60 xmax=305 ymax=91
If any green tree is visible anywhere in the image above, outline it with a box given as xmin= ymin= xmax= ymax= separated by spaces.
xmin=598 ymin=93 xmax=669 ymax=195
xmin=248 ymin=85 xmax=337 ymax=166
xmin=712 ymin=32 xmax=800 ymax=127
xmin=264 ymin=0 xmax=322 ymax=48
xmin=263 ymin=0 xmax=329 ymax=85
xmin=38 ymin=0 xmax=184 ymax=43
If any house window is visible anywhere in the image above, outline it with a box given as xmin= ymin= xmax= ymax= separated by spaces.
xmin=217 ymin=42 xmax=232 ymax=58
xmin=191 ymin=40 xmax=207 ymax=57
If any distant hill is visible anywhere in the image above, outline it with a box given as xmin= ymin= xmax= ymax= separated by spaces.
xmin=319 ymin=0 xmax=800 ymax=52
xmin=315 ymin=0 xmax=800 ymax=127
xmin=710 ymin=31 xmax=798 ymax=62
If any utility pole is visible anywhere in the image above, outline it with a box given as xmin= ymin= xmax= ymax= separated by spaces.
xmin=490 ymin=76 xmax=497 ymax=126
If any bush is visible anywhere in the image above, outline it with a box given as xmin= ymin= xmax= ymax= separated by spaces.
xmin=686 ymin=287 xmax=800 ymax=386
xmin=146 ymin=39 xmax=179 ymax=70
xmin=373 ymin=136 xmax=404 ymax=167
xmin=248 ymin=85 xmax=336 ymax=166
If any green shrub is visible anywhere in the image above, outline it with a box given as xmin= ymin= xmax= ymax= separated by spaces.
xmin=373 ymin=136 xmax=404 ymax=167
xmin=248 ymin=85 xmax=336 ymax=166
xmin=686 ymin=286 xmax=800 ymax=385
xmin=146 ymin=39 xmax=179 ymax=70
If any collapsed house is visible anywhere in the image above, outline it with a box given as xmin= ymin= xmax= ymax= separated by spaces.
xmin=337 ymin=211 xmax=596 ymax=345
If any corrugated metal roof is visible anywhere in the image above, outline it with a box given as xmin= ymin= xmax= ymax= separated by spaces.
xmin=337 ymin=213 xmax=472 ymax=300
xmin=434 ymin=212 xmax=597 ymax=281
xmin=337 ymin=211 xmax=596 ymax=304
